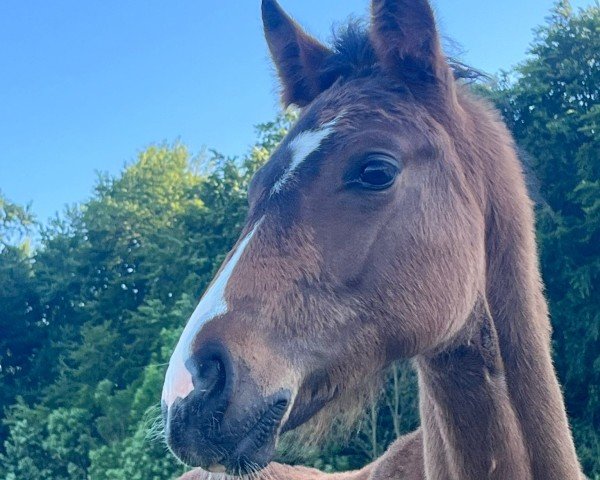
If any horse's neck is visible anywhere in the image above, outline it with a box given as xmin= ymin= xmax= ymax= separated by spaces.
xmin=484 ymin=196 xmax=583 ymax=479
xmin=416 ymin=302 xmax=532 ymax=479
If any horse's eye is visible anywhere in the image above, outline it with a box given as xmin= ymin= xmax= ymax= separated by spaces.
xmin=358 ymin=155 xmax=399 ymax=190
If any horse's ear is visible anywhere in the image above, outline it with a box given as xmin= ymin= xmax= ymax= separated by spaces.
xmin=262 ymin=0 xmax=333 ymax=107
xmin=370 ymin=0 xmax=455 ymax=99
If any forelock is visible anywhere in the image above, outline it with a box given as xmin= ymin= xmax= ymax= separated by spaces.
xmin=322 ymin=20 xmax=379 ymax=81
xmin=318 ymin=21 xmax=489 ymax=86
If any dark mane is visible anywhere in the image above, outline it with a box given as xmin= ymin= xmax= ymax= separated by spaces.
xmin=322 ymin=21 xmax=489 ymax=84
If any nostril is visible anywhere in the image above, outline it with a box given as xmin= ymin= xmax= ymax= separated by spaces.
xmin=186 ymin=342 xmax=234 ymax=409
xmin=197 ymin=358 xmax=225 ymax=399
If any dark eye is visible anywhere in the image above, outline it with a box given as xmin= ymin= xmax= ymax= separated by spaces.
xmin=357 ymin=154 xmax=400 ymax=190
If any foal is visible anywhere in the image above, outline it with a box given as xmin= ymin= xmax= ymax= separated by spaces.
xmin=163 ymin=1 xmax=584 ymax=478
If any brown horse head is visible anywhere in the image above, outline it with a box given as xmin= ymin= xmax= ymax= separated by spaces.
xmin=163 ymin=0 xmax=513 ymax=474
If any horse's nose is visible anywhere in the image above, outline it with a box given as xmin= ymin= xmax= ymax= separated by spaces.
xmin=164 ymin=343 xmax=235 ymax=465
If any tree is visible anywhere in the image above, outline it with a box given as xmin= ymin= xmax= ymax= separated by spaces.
xmin=0 ymin=192 xmax=34 ymax=250
xmin=0 ymin=194 xmax=43 ymax=439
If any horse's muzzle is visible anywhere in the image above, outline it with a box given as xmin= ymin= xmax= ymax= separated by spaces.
xmin=163 ymin=342 xmax=291 ymax=475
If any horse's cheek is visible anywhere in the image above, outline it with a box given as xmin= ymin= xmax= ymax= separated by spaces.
xmin=383 ymin=201 xmax=484 ymax=351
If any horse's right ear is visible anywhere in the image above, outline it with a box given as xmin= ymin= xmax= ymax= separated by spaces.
xmin=262 ymin=0 xmax=333 ymax=107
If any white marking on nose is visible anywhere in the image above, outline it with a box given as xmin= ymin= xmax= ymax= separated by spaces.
xmin=270 ymin=116 xmax=341 ymax=195
xmin=162 ymin=218 xmax=264 ymax=408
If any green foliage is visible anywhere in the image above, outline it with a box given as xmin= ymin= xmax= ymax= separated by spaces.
xmin=88 ymin=419 xmax=183 ymax=480
xmin=0 ymin=195 xmax=42 ymax=442
xmin=0 ymin=402 xmax=94 ymax=480
xmin=0 ymin=191 xmax=34 ymax=250
xmin=44 ymin=407 xmax=96 ymax=478
xmin=0 ymin=401 xmax=54 ymax=480
xmin=0 ymin=3 xmax=598 ymax=477
xmin=0 ymin=244 xmax=42 ymax=408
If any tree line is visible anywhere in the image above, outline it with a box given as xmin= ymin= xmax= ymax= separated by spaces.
xmin=0 ymin=2 xmax=598 ymax=478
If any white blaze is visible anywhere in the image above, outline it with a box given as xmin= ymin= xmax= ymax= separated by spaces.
xmin=270 ymin=117 xmax=340 ymax=195
xmin=162 ymin=219 xmax=263 ymax=408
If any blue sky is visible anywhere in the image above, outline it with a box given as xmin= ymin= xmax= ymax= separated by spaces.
xmin=0 ymin=0 xmax=594 ymax=222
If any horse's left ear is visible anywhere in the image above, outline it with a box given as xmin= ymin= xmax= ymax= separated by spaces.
xmin=262 ymin=0 xmax=334 ymax=107
xmin=370 ymin=0 xmax=456 ymax=100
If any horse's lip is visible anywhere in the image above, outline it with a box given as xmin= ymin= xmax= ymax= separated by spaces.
xmin=220 ymin=396 xmax=290 ymax=474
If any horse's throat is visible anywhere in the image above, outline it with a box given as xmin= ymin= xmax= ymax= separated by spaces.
xmin=417 ymin=302 xmax=533 ymax=479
